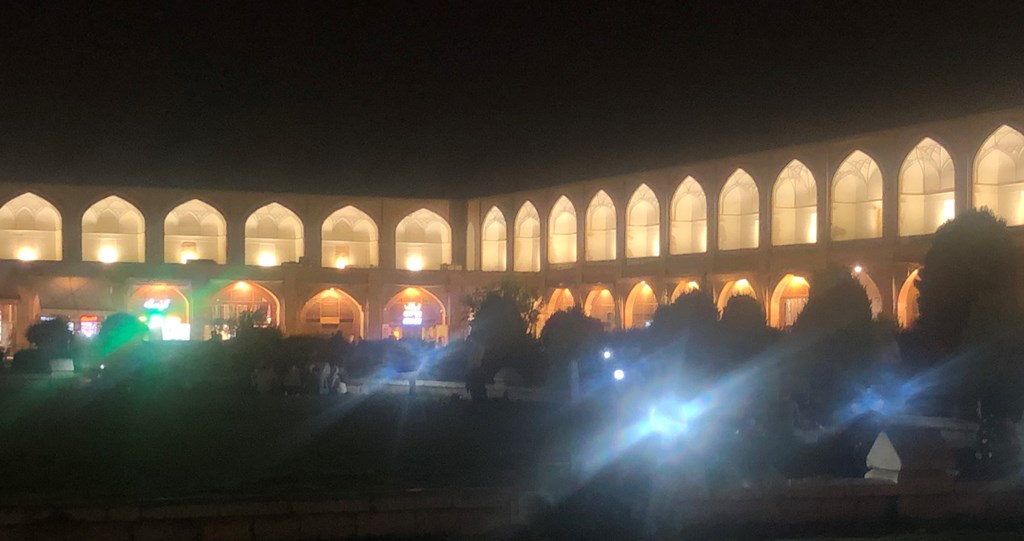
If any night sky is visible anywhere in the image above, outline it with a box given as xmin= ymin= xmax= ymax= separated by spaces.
xmin=1 ymin=1 xmax=1022 ymax=198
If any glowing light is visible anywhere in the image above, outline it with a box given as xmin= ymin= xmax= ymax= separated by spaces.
xmin=257 ymin=252 xmax=277 ymax=267
xmin=334 ymin=256 xmax=348 ymax=269
xmin=402 ymin=302 xmax=423 ymax=325
xmin=686 ymin=281 xmax=700 ymax=292
xmin=143 ymin=298 xmax=171 ymax=312
xmin=613 ymin=369 xmax=625 ymax=381
xmin=853 ymin=265 xmax=863 ymax=274
xmin=99 ymin=364 xmax=105 ymax=370
xmin=602 ymin=349 xmax=612 ymax=360
xmin=16 ymin=246 xmax=37 ymax=261
xmin=97 ymin=246 xmax=118 ymax=264
xmin=179 ymin=249 xmax=198 ymax=264
xmin=137 ymin=316 xmax=147 ymax=322
xmin=735 ymin=278 xmax=751 ymax=291
xmin=406 ymin=255 xmax=424 ymax=271
xmin=791 ymin=276 xmax=808 ymax=287
xmin=234 ymin=281 xmax=251 ymax=292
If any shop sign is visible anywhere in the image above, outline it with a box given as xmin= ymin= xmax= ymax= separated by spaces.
xmin=402 ymin=302 xmax=423 ymax=325
xmin=143 ymin=299 xmax=171 ymax=312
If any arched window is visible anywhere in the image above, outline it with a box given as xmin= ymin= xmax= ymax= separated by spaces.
xmin=772 ymin=161 xmax=817 ymax=245
xmin=395 ymin=209 xmax=452 ymax=271
xmin=513 ymin=202 xmax=541 ymax=272
xmin=900 ymin=138 xmax=955 ymax=236
xmin=548 ymin=196 xmax=577 ymax=264
xmin=719 ymin=170 xmax=759 ymax=250
xmin=322 ymin=205 xmax=379 ymax=269
xmin=0 ymin=192 xmax=62 ymax=261
xmin=670 ymin=177 xmax=707 ymax=254
xmin=626 ymin=184 xmax=660 ymax=258
xmin=624 ymin=282 xmax=658 ymax=329
xmin=480 ymin=206 xmax=507 ymax=271
xmin=585 ymin=190 xmax=616 ymax=261
xmin=82 ymin=195 xmax=144 ymax=263
xmin=974 ymin=125 xmax=1024 ymax=226
xmin=832 ymin=151 xmax=884 ymax=240
xmin=164 ymin=199 xmax=226 ymax=264
xmin=244 ymin=202 xmax=303 ymax=266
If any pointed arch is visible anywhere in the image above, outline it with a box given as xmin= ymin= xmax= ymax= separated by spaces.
xmin=0 ymin=192 xmax=62 ymax=261
xmin=832 ymin=150 xmax=884 ymax=240
xmin=383 ymin=287 xmax=447 ymax=341
xmin=974 ymin=125 xmax=1024 ymax=226
xmin=626 ymin=183 xmax=660 ymax=258
xmin=548 ymin=196 xmax=577 ymax=264
xmin=624 ymin=282 xmax=658 ymax=329
xmin=852 ymin=266 xmax=884 ymax=318
xmin=897 ymin=269 xmax=922 ymax=328
xmin=513 ymin=202 xmax=541 ymax=272
xmin=208 ymin=281 xmax=282 ymax=334
xmin=244 ymin=202 xmax=304 ymax=266
xmin=480 ymin=206 xmax=507 ymax=271
xmin=670 ymin=177 xmax=707 ymax=254
xmin=299 ymin=287 xmax=364 ymax=338
xmin=584 ymin=287 xmax=616 ymax=331
xmin=769 ymin=274 xmax=810 ymax=328
xmin=900 ymin=138 xmax=955 ymax=236
xmin=717 ymin=279 xmax=756 ymax=311
xmin=82 ymin=195 xmax=144 ymax=263
xmin=395 ymin=208 xmax=452 ymax=271
xmin=772 ymin=160 xmax=817 ymax=245
xmin=322 ymin=205 xmax=379 ymax=269
xmin=670 ymin=279 xmax=701 ymax=301
xmin=539 ymin=287 xmax=576 ymax=332
xmin=164 ymin=199 xmax=226 ymax=264
xmin=719 ymin=169 xmax=759 ymax=250
xmin=585 ymin=190 xmax=616 ymax=261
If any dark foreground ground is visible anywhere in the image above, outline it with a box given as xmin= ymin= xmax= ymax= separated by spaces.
xmin=0 ymin=380 xmax=589 ymax=503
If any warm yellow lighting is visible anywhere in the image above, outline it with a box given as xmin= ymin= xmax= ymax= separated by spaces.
xmin=180 ymin=249 xmax=198 ymax=264
xmin=97 ymin=246 xmax=118 ymax=264
xmin=853 ymin=265 xmax=863 ymax=274
xmin=735 ymin=278 xmax=751 ymax=291
xmin=686 ymin=281 xmax=700 ymax=292
xmin=16 ymin=246 xmax=37 ymax=261
xmin=334 ymin=256 xmax=348 ymax=269
xmin=406 ymin=255 xmax=424 ymax=271
xmin=138 ymin=316 xmax=147 ymax=322
xmin=791 ymin=276 xmax=809 ymax=287
xmin=234 ymin=281 xmax=251 ymax=292
xmin=257 ymin=252 xmax=277 ymax=267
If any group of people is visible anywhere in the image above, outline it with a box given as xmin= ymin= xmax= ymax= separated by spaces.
xmin=251 ymin=361 xmax=348 ymax=395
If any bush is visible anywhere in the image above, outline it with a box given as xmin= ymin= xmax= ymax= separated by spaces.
xmin=25 ymin=317 xmax=72 ymax=361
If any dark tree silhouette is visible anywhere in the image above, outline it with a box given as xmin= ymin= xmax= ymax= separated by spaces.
xmin=649 ymin=290 xmax=718 ymax=343
xmin=717 ymin=294 xmax=778 ymax=367
xmin=541 ymin=306 xmax=603 ymax=387
xmin=26 ymin=317 xmax=72 ymax=360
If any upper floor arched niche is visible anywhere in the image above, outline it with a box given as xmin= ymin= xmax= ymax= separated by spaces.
xmin=480 ymin=206 xmax=507 ymax=272
xmin=164 ymin=199 xmax=226 ymax=264
xmin=670 ymin=177 xmax=707 ymax=254
xmin=548 ymin=196 xmax=577 ymax=265
xmin=832 ymin=150 xmax=883 ymax=241
xmin=245 ymin=202 xmax=304 ymax=266
xmin=585 ymin=190 xmax=616 ymax=261
xmin=0 ymin=192 xmax=62 ymax=261
xmin=900 ymin=138 xmax=955 ymax=237
xmin=772 ymin=160 xmax=817 ymax=246
xmin=513 ymin=202 xmax=541 ymax=272
xmin=82 ymin=195 xmax=144 ymax=263
xmin=321 ymin=205 xmax=379 ymax=269
xmin=718 ymin=169 xmax=759 ymax=250
xmin=626 ymin=184 xmax=660 ymax=258
xmin=974 ymin=125 xmax=1024 ymax=226
xmin=395 ymin=208 xmax=451 ymax=271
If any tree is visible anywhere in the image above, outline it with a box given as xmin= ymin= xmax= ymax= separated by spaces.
xmin=717 ymin=295 xmax=778 ymax=368
xmin=541 ymin=307 xmax=604 ymax=387
xmin=464 ymin=279 xmax=543 ymax=336
xmin=915 ymin=208 xmax=1023 ymax=354
xmin=649 ymin=290 xmax=718 ymax=344
xmin=26 ymin=317 xmax=72 ymax=360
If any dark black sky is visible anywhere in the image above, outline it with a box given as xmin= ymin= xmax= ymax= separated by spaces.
xmin=1 ymin=1 xmax=1022 ymax=198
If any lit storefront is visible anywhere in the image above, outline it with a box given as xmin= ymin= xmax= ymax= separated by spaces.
xmin=299 ymin=288 xmax=362 ymax=339
xmin=382 ymin=287 xmax=447 ymax=344
xmin=127 ymin=283 xmax=191 ymax=341
xmin=206 ymin=281 xmax=280 ymax=339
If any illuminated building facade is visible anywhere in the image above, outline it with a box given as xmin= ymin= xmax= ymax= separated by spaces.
xmin=0 ymin=108 xmax=1022 ymax=349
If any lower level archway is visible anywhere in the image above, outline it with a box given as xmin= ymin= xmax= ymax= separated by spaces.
xmin=624 ymin=282 xmax=658 ymax=329
xmin=670 ymin=279 xmax=701 ymax=301
xmin=207 ymin=281 xmax=280 ymax=339
xmin=717 ymin=279 xmax=756 ymax=312
xmin=299 ymin=288 xmax=363 ymax=339
xmin=853 ymin=266 xmax=884 ymax=318
xmin=383 ymin=287 xmax=447 ymax=343
xmin=897 ymin=269 xmax=921 ymax=328
xmin=537 ymin=287 xmax=575 ymax=334
xmin=769 ymin=274 xmax=809 ymax=328
xmin=127 ymin=283 xmax=191 ymax=340
xmin=584 ymin=288 xmax=616 ymax=331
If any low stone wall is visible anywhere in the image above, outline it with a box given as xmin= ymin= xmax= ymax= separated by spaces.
xmin=6 ymin=481 xmax=1024 ymax=540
